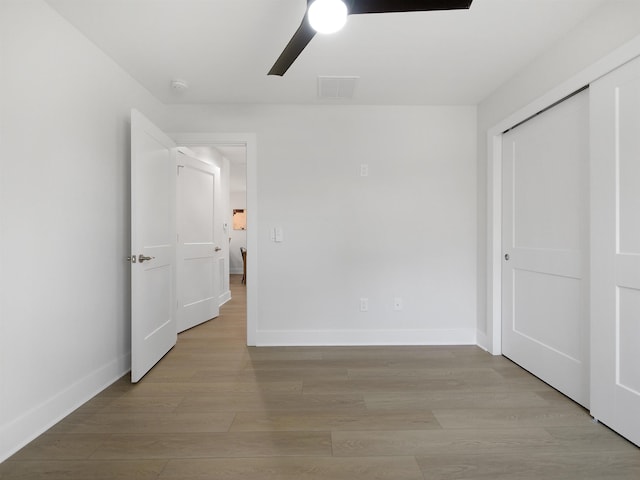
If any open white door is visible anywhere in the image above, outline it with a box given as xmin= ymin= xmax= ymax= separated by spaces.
xmin=176 ymin=150 xmax=221 ymax=333
xmin=590 ymin=56 xmax=640 ymax=446
xmin=501 ymin=90 xmax=589 ymax=407
xmin=130 ymin=110 xmax=177 ymax=383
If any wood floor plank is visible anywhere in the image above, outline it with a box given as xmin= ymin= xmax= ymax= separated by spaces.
xmin=97 ymin=396 xmax=183 ymax=414
xmin=243 ymin=349 xmax=325 ymax=361
xmin=243 ymin=358 xmax=391 ymax=370
xmin=416 ymin=451 xmax=640 ymax=480
xmin=135 ymin=366 xmax=201 ymax=383
xmin=347 ymin=366 xmax=504 ymax=381
xmin=159 ymin=456 xmax=424 ymax=480
xmin=191 ymin=366 xmax=350 ymax=383
xmin=303 ymin=377 xmax=464 ymax=394
xmin=48 ymin=412 xmax=235 ymax=434
xmin=432 ymin=406 xmax=592 ymax=429
xmin=230 ymin=410 xmax=440 ymax=432
xmin=316 ymin=346 xmax=458 ymax=361
xmin=331 ymin=428 xmax=560 ymax=457
xmin=7 ymin=434 xmax=110 ymax=461
xmin=545 ymin=425 xmax=640 ymax=453
xmin=534 ymin=389 xmax=582 ymax=406
xmin=119 ymin=380 xmax=303 ymax=396
xmin=151 ymin=355 xmax=248 ymax=369
xmin=65 ymin=395 xmax=123 ymax=415
xmin=0 ymin=459 xmax=166 ymax=480
xmin=364 ymin=391 xmax=552 ymax=410
xmin=383 ymin=355 xmax=510 ymax=370
xmin=229 ymin=367 xmax=350 ymax=382
xmin=175 ymin=392 xmax=367 ymax=413
xmin=89 ymin=432 xmax=332 ymax=459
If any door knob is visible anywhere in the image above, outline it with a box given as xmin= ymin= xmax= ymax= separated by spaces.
xmin=214 ymin=246 xmax=222 ymax=252
xmin=138 ymin=254 xmax=155 ymax=263
xmin=504 ymin=253 xmax=510 ymax=261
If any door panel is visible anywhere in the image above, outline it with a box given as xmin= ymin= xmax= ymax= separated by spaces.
xmin=513 ymin=270 xmax=582 ymax=361
xmin=511 ymin=134 xmax=583 ymax=252
xmin=502 ymin=89 xmax=589 ymax=407
xmin=591 ymin=56 xmax=640 ymax=446
xmin=618 ymin=287 xmax=640 ymax=394
xmin=131 ymin=110 xmax=177 ymax=383
xmin=176 ymin=152 xmax=220 ymax=333
xmin=618 ymin=79 xmax=640 ymax=254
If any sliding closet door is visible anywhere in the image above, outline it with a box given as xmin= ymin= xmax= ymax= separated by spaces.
xmin=590 ymin=56 xmax=640 ymax=447
xmin=502 ymin=89 xmax=590 ymax=407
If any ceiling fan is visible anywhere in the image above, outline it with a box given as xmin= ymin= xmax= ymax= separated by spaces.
xmin=268 ymin=0 xmax=474 ymax=76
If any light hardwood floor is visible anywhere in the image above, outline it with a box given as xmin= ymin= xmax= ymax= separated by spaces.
xmin=2 ymin=275 xmax=639 ymax=479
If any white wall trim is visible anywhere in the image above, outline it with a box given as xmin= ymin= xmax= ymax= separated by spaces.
xmin=476 ymin=329 xmax=489 ymax=353
xmin=219 ymin=290 xmax=232 ymax=306
xmin=0 ymin=354 xmax=130 ymax=462
xmin=255 ymin=328 xmax=477 ymax=347
xmin=171 ymin=132 xmax=258 ymax=346
xmin=484 ymin=34 xmax=640 ymax=355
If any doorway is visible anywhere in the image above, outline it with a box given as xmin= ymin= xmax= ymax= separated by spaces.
xmin=171 ymin=133 xmax=257 ymax=346
xmin=214 ymin=145 xmax=247 ymax=287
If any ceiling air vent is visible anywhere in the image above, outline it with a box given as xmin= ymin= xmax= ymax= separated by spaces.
xmin=317 ymin=76 xmax=359 ymax=99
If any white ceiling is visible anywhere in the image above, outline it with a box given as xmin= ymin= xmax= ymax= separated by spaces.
xmin=46 ymin=0 xmax=608 ymax=105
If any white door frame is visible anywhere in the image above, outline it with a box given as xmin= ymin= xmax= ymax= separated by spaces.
xmin=483 ymin=36 xmax=640 ymax=355
xmin=171 ymin=132 xmax=257 ymax=346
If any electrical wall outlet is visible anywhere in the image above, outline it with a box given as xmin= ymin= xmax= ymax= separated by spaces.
xmin=393 ymin=297 xmax=403 ymax=311
xmin=271 ymin=226 xmax=284 ymax=242
xmin=360 ymin=298 xmax=369 ymax=312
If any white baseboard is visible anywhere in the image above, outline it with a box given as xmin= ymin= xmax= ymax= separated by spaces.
xmin=0 ymin=353 xmax=130 ymax=463
xmin=219 ymin=289 xmax=232 ymax=306
xmin=254 ymin=328 xmax=477 ymax=347
xmin=229 ymin=268 xmax=244 ymax=275
xmin=476 ymin=330 xmax=491 ymax=354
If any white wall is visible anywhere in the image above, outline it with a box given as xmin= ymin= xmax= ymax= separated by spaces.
xmin=476 ymin=0 xmax=640 ymax=350
xmin=0 ymin=0 xmax=167 ymax=461
xmin=166 ymin=104 xmax=477 ymax=346
xmin=230 ymin=190 xmax=247 ymax=275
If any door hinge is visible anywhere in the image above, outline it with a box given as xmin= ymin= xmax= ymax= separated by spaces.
xmin=177 ymin=164 xmax=184 ymax=175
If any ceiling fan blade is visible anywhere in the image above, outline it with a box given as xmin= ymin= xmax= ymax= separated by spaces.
xmin=348 ymin=0 xmax=473 ymax=15
xmin=268 ymin=13 xmax=316 ymax=76
xmin=268 ymin=0 xmax=472 ymax=76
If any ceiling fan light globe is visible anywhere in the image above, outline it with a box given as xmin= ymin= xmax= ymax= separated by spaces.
xmin=308 ymin=0 xmax=348 ymax=34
